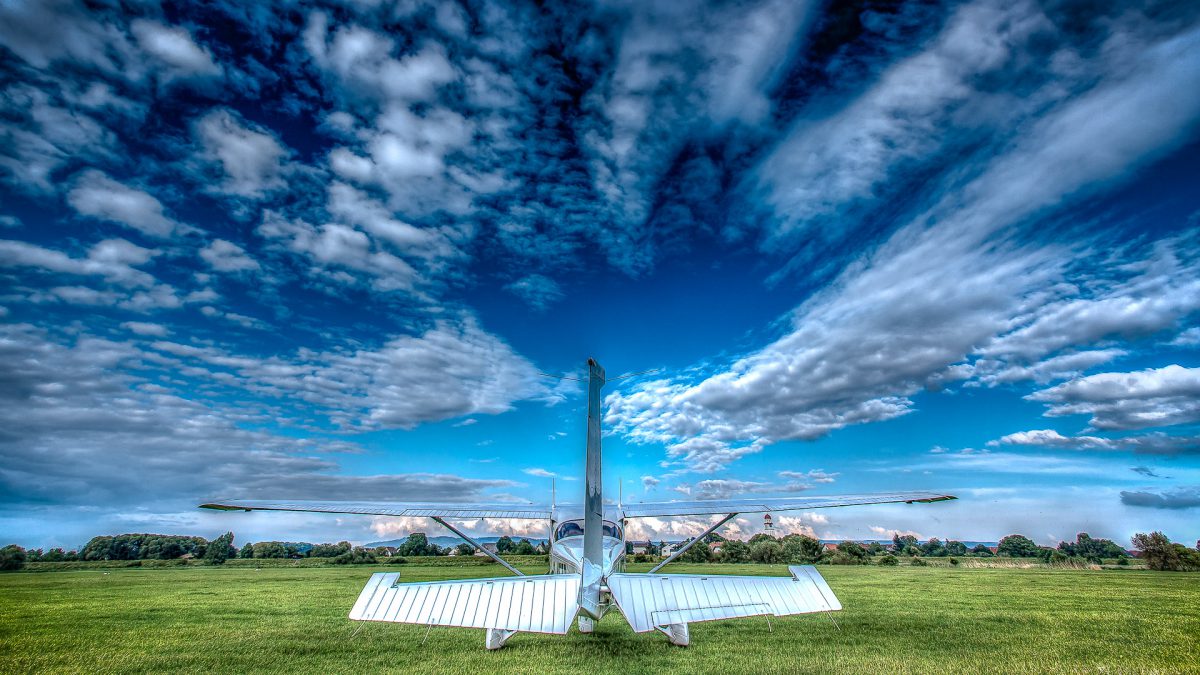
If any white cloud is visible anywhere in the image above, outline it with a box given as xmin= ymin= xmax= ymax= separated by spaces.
xmin=194 ymin=108 xmax=291 ymax=199
xmin=67 ymin=170 xmax=180 ymax=238
xmin=144 ymin=316 xmax=557 ymax=430
xmin=990 ymin=428 xmax=1200 ymax=455
xmin=130 ymin=19 xmax=222 ymax=79
xmin=504 ymin=274 xmax=564 ymax=311
xmin=257 ymin=211 xmax=419 ymax=293
xmin=759 ymin=0 xmax=1052 ymax=238
xmin=199 ymin=239 xmax=261 ymax=273
xmin=607 ymin=21 xmax=1200 ymax=472
xmin=1027 ymin=365 xmax=1200 ymax=430
xmin=120 ymin=321 xmax=169 ymax=337
xmin=0 ymin=238 xmax=158 ymax=288
xmin=523 ymin=468 xmax=555 ymax=478
xmin=0 ymin=86 xmax=116 ymax=193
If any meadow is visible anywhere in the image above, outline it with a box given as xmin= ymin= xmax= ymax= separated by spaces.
xmin=2 ymin=562 xmax=1197 ymax=674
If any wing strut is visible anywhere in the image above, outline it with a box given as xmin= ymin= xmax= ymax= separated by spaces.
xmin=431 ymin=516 xmax=524 ymax=576
xmin=649 ymin=513 xmax=737 ymax=573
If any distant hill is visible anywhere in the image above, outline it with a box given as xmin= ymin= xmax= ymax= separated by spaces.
xmin=365 ymin=536 xmax=548 ymax=548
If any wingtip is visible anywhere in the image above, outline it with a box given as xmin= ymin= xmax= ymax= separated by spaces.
xmin=905 ymin=494 xmax=957 ymax=504
xmin=199 ymin=501 xmax=246 ymax=511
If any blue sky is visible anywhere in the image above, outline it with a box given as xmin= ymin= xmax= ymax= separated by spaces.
xmin=1 ymin=0 xmax=1199 ymax=550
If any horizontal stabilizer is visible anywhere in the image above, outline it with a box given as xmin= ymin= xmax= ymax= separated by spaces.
xmin=350 ymin=572 xmax=580 ymax=634
xmin=199 ymin=499 xmax=551 ymax=520
xmin=607 ymin=566 xmax=841 ymax=633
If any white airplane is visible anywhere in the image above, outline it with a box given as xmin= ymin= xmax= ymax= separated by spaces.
xmin=202 ymin=359 xmax=954 ymax=649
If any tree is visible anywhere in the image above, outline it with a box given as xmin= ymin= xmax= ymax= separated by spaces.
xmin=680 ymin=540 xmax=711 ymax=563
xmin=721 ymin=540 xmax=750 ymax=563
xmin=1058 ymin=533 xmax=1126 ymax=562
xmin=997 ymin=534 xmax=1040 ymax=557
xmin=1 ymin=545 xmax=26 ymax=571
xmin=512 ymin=539 xmax=536 ymax=555
xmin=892 ymin=534 xmax=919 ymax=555
xmin=309 ymin=542 xmax=352 ymax=558
xmin=252 ymin=542 xmax=288 ymax=559
xmin=747 ymin=533 xmax=778 ymax=545
xmin=41 ymin=548 xmax=67 ymax=562
xmin=1132 ymin=532 xmax=1200 ymax=571
xmin=782 ymin=536 xmax=823 ymax=564
xmin=837 ymin=541 xmax=867 ymax=560
xmin=970 ymin=544 xmax=993 ymax=557
xmin=239 ymin=543 xmax=254 ymax=559
xmin=454 ymin=543 xmax=475 ymax=556
xmin=750 ymin=540 xmax=783 ymax=564
xmin=495 ymin=536 xmax=515 ymax=554
xmin=920 ymin=538 xmax=947 ymax=557
xmin=204 ymin=532 xmax=235 ymax=565
xmin=878 ymin=554 xmax=899 ymax=566
xmin=398 ymin=533 xmax=437 ymax=557
xmin=945 ymin=540 xmax=968 ymax=556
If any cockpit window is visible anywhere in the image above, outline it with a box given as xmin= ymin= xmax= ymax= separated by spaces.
xmin=554 ymin=520 xmax=623 ymax=540
xmin=555 ymin=521 xmax=583 ymax=539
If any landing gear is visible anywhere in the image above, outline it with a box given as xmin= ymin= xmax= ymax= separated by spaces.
xmin=656 ymin=622 xmax=690 ymax=646
xmin=485 ymin=628 xmax=516 ymax=650
xmin=578 ymin=616 xmax=595 ymax=633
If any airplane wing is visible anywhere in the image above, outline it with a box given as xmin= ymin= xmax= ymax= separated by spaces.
xmin=608 ymin=566 xmax=840 ymax=632
xmin=351 ymin=572 xmax=579 ymax=634
xmin=620 ymin=491 xmax=955 ymax=518
xmin=198 ymin=499 xmax=552 ymax=519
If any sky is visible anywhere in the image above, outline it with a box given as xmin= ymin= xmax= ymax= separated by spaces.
xmin=1 ymin=0 xmax=1199 ymax=551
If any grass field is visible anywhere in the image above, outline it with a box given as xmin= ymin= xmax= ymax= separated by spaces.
xmin=2 ymin=563 xmax=1198 ymax=674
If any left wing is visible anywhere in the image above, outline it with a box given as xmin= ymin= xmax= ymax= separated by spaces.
xmin=620 ymin=491 xmax=955 ymax=518
xmin=351 ymin=572 xmax=580 ymax=633
xmin=199 ymin=499 xmax=551 ymax=520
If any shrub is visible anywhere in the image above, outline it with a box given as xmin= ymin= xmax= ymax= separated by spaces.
xmin=1116 ymin=557 xmax=1128 ymax=566
xmin=749 ymin=540 xmax=783 ymax=564
xmin=877 ymin=554 xmax=898 ymax=566
xmin=332 ymin=547 xmax=377 ymax=565
xmin=910 ymin=557 xmax=928 ymax=566
xmin=0 ymin=545 xmax=26 ymax=571
xmin=949 ymin=557 xmax=959 ymax=566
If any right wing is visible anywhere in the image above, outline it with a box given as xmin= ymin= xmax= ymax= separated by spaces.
xmin=620 ymin=491 xmax=955 ymax=518
xmin=351 ymin=572 xmax=580 ymax=634
xmin=608 ymin=566 xmax=840 ymax=632
xmin=198 ymin=499 xmax=552 ymax=520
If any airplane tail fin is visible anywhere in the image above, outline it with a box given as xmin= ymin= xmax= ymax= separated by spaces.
xmin=580 ymin=358 xmax=605 ymax=618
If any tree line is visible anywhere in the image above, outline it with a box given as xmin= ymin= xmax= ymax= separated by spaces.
xmin=0 ymin=531 xmax=550 ymax=571
xmin=629 ymin=531 xmax=1198 ymax=569
xmin=3 ymin=530 xmax=1197 ymax=571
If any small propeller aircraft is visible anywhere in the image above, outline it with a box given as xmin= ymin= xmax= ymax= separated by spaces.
xmin=201 ymin=359 xmax=954 ymax=649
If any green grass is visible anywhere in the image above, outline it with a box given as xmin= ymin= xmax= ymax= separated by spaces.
xmin=2 ymin=564 xmax=1197 ymax=674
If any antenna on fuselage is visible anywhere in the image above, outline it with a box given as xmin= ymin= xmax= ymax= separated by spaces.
xmin=551 ymin=478 xmax=556 ymax=509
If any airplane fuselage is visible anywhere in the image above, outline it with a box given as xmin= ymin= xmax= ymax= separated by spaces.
xmin=547 ymin=508 xmax=627 ymax=577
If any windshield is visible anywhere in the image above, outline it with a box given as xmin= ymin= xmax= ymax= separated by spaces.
xmin=554 ymin=520 xmax=623 ymax=540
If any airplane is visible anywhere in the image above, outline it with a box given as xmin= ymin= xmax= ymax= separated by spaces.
xmin=201 ymin=359 xmax=955 ymax=649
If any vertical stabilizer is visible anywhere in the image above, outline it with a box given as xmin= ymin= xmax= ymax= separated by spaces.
xmin=579 ymin=358 xmax=606 ymax=618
